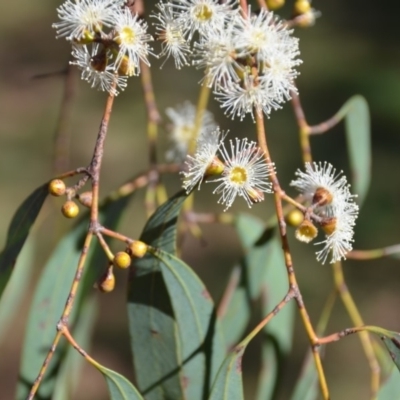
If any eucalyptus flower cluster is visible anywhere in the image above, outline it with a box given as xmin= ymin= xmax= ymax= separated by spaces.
xmin=290 ymin=162 xmax=359 ymax=264
xmin=53 ymin=0 xmax=154 ymax=95
xmin=152 ymin=1 xmax=302 ymax=120
xmin=182 ymin=128 xmax=274 ymax=210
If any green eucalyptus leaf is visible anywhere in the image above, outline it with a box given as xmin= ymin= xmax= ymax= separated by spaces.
xmin=94 ymin=363 xmax=144 ymax=400
xmin=290 ymin=351 xmax=319 ymax=400
xmin=17 ymin=193 xmax=134 ymax=399
xmin=208 ymin=345 xmax=245 ymax=400
xmin=127 ymin=190 xmax=188 ymax=400
xmin=378 ymin=368 xmax=400 ymax=399
xmin=334 ymin=95 xmax=371 ymax=205
xmin=0 ymin=183 xmax=48 ymax=299
xmin=52 ymin=296 xmax=98 ymax=400
xmin=219 ymin=265 xmax=250 ymax=350
xmin=0 ymin=238 xmax=35 ymax=344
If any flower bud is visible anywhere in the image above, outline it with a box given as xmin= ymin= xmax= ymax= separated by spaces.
xmin=313 ymin=187 xmax=333 ymax=207
xmin=246 ymin=187 xmax=265 ymax=204
xmin=98 ymin=267 xmax=115 ymax=293
xmin=295 ymin=219 xmax=318 ymax=243
xmin=294 ymin=0 xmax=311 ymax=15
xmin=320 ymin=217 xmax=337 ymax=236
xmin=61 ymin=201 xmax=79 ymax=219
xmin=113 ymin=251 xmax=131 ymax=269
xmin=117 ymin=54 xmax=136 ymax=76
xmin=267 ymin=0 xmax=285 ymax=10
xmin=286 ymin=209 xmax=304 ymax=227
xmin=205 ymin=157 xmax=225 ymax=177
xmin=49 ymin=179 xmax=66 ymax=197
xmin=128 ymin=241 xmax=148 ymax=259
xmin=77 ymin=191 xmax=93 ymax=208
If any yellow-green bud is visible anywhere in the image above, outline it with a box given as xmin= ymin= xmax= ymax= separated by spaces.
xmin=294 ymin=0 xmax=311 ymax=14
xmin=49 ymin=179 xmax=66 ymax=197
xmin=61 ymin=201 xmax=79 ymax=219
xmin=98 ymin=268 xmax=115 ymax=293
xmin=266 ymin=0 xmax=285 ymax=10
xmin=286 ymin=209 xmax=304 ymax=227
xmin=295 ymin=219 xmax=318 ymax=243
xmin=113 ymin=251 xmax=131 ymax=269
xmin=128 ymin=241 xmax=148 ymax=259
xmin=77 ymin=191 xmax=93 ymax=208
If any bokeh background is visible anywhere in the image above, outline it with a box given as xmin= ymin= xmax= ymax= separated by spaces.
xmin=1 ymin=1 xmax=400 ymax=399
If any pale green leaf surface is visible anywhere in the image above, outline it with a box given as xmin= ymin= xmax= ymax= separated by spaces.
xmin=0 ymin=238 xmax=34 ymax=344
xmin=17 ymin=194 xmax=134 ymax=399
xmin=95 ymin=364 xmax=144 ymax=400
xmin=290 ymin=351 xmax=318 ymax=400
xmin=378 ymin=368 xmax=400 ymax=399
xmin=0 ymin=184 xmax=47 ymax=299
xmin=335 ymin=95 xmax=371 ymax=205
xmin=208 ymin=346 xmax=245 ymax=400
xmin=52 ymin=296 xmax=98 ymax=400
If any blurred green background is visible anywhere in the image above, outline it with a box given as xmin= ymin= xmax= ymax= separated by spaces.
xmin=1 ymin=1 xmax=400 ymax=399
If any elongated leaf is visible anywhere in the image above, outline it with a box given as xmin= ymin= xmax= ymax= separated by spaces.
xmin=234 ymin=213 xmax=271 ymax=300
xmin=290 ymin=351 xmax=318 ymax=400
xmin=0 ymin=183 xmax=48 ymax=298
xmin=52 ymin=296 xmax=98 ymax=400
xmin=208 ymin=345 xmax=245 ymax=400
xmin=0 ymin=238 xmax=34 ymax=344
xmin=235 ymin=214 xmax=295 ymax=400
xmin=93 ymin=363 xmax=144 ymax=400
xmin=362 ymin=326 xmax=400 ymax=372
xmin=335 ymin=95 xmax=371 ymax=205
xmin=128 ymin=190 xmax=226 ymax=400
xmin=127 ymin=191 xmax=188 ymax=400
xmin=378 ymin=368 xmax=400 ymax=399
xmin=17 ymin=193 xmax=134 ymax=399
xmin=154 ymin=249 xmax=226 ymax=399
xmin=219 ymin=265 xmax=250 ymax=350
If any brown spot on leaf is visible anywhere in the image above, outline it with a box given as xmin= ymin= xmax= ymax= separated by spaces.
xmin=201 ymin=289 xmax=211 ymax=300
xmin=182 ymin=376 xmax=189 ymax=389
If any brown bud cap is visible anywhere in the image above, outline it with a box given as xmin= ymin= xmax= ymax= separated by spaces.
xmin=294 ymin=0 xmax=311 ymax=15
xmin=77 ymin=191 xmax=93 ymax=208
xmin=286 ymin=209 xmax=304 ymax=227
xmin=113 ymin=251 xmax=131 ymax=269
xmin=98 ymin=267 xmax=115 ymax=293
xmin=91 ymin=51 xmax=108 ymax=73
xmin=246 ymin=187 xmax=265 ymax=204
xmin=117 ymin=55 xmax=136 ymax=76
xmin=320 ymin=217 xmax=337 ymax=236
xmin=61 ymin=200 xmax=79 ymax=219
xmin=266 ymin=0 xmax=285 ymax=10
xmin=49 ymin=179 xmax=66 ymax=197
xmin=128 ymin=241 xmax=148 ymax=258
xmin=312 ymin=187 xmax=333 ymax=207
xmin=295 ymin=219 xmax=318 ymax=243
xmin=205 ymin=157 xmax=225 ymax=177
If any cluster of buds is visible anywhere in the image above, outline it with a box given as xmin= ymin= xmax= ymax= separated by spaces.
xmin=49 ymin=179 xmax=81 ymax=218
xmin=290 ymin=162 xmax=359 ymax=264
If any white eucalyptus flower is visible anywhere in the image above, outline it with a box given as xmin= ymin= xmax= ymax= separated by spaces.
xmin=53 ymin=0 xmax=122 ymax=40
xmin=71 ymin=44 xmax=127 ymax=96
xmin=210 ymin=138 xmax=274 ymax=210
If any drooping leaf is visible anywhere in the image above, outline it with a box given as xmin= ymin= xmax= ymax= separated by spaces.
xmin=235 ymin=214 xmax=295 ymax=400
xmin=91 ymin=362 xmax=144 ymax=400
xmin=52 ymin=296 xmax=98 ymax=400
xmin=234 ymin=213 xmax=271 ymax=300
xmin=208 ymin=345 xmax=245 ymax=400
xmin=17 ymin=193 xmax=134 ymax=400
xmin=378 ymin=368 xmax=400 ymax=399
xmin=363 ymin=327 xmax=400 ymax=372
xmin=334 ymin=95 xmax=371 ymax=205
xmin=127 ymin=190 xmax=188 ymax=400
xmin=256 ymin=237 xmax=295 ymax=400
xmin=290 ymin=351 xmax=319 ymax=400
xmin=153 ymin=249 xmax=226 ymax=399
xmin=0 ymin=238 xmax=35 ymax=344
xmin=128 ymin=190 xmax=226 ymax=400
xmin=0 ymin=183 xmax=48 ymax=299
xmin=219 ymin=265 xmax=250 ymax=350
